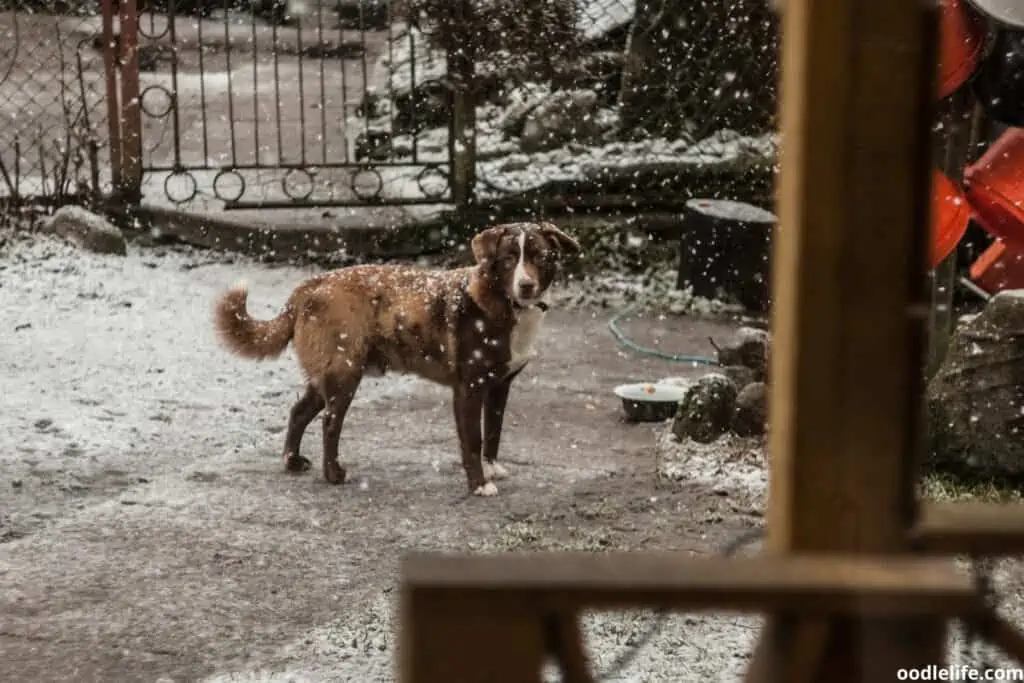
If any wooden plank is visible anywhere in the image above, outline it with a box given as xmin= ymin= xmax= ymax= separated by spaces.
xmin=400 ymin=583 xmax=546 ymax=683
xmin=543 ymin=613 xmax=594 ymax=683
xmin=754 ymin=0 xmax=945 ymax=679
xmin=401 ymin=553 xmax=980 ymax=616
xmin=767 ymin=0 xmax=935 ymax=560
xmin=912 ymin=501 xmax=1024 ymax=555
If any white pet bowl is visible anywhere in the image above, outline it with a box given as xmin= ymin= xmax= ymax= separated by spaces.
xmin=613 ymin=383 xmax=689 ymax=422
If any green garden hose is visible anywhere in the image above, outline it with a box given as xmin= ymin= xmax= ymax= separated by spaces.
xmin=607 ymin=305 xmax=720 ymax=365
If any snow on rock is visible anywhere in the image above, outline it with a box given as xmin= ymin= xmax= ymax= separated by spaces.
xmin=578 ymin=0 xmax=635 ymax=43
xmin=550 ymin=268 xmax=743 ymax=317
xmin=354 ymin=20 xmax=779 ymax=203
xmin=41 ymin=205 xmax=127 ymax=256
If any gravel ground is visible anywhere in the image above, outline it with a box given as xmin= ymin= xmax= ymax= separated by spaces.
xmin=1 ymin=231 xmax=769 ymax=683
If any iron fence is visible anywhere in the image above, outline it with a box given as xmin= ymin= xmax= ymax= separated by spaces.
xmin=128 ymin=0 xmax=454 ymax=211
xmin=0 ymin=0 xmax=779 ymax=212
xmin=0 ymin=0 xmax=110 ymax=206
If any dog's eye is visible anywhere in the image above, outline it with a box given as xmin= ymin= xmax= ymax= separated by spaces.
xmin=501 ymin=254 xmax=517 ymax=265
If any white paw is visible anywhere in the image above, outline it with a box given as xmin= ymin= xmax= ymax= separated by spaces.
xmin=473 ymin=481 xmax=499 ymax=497
xmin=486 ymin=462 xmax=509 ymax=480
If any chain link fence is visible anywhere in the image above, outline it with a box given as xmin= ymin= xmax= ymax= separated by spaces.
xmin=0 ymin=0 xmax=110 ymax=206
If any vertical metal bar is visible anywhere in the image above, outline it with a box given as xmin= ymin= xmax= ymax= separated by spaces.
xmin=196 ymin=4 xmax=209 ymax=164
xmin=246 ymin=0 xmax=256 ymax=167
xmin=272 ymin=19 xmax=284 ymax=165
xmin=118 ymin=0 xmax=142 ymax=199
xmin=358 ymin=0 xmax=369 ymax=144
xmin=339 ymin=19 xmax=350 ymax=163
xmin=297 ymin=16 xmax=307 ymax=167
xmin=221 ymin=0 xmax=237 ymax=168
xmin=167 ymin=2 xmax=182 ymax=169
xmin=317 ymin=0 xmax=327 ymax=167
xmin=14 ymin=137 xmax=20 ymax=203
xmin=100 ymin=0 xmax=122 ymax=191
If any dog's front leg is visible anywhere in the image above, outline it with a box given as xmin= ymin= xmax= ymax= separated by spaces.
xmin=482 ymin=370 xmax=521 ymax=481
xmin=454 ymin=385 xmax=492 ymax=496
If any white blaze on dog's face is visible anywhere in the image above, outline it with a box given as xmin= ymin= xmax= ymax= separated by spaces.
xmin=471 ymin=222 xmax=581 ymax=305
xmin=512 ymin=230 xmax=539 ymax=304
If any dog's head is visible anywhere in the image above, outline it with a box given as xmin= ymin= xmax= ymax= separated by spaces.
xmin=471 ymin=222 xmax=581 ymax=306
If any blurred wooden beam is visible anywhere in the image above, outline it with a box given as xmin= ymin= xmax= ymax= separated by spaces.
xmin=401 ymin=553 xmax=979 ymax=616
xmin=751 ymin=0 xmax=944 ymax=679
xmin=912 ymin=501 xmax=1024 ymax=555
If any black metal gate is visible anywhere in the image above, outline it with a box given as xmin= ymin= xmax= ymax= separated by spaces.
xmin=126 ymin=1 xmax=454 ymax=209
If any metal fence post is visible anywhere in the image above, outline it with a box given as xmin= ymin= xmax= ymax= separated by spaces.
xmin=117 ymin=0 xmax=143 ymax=202
xmin=100 ymin=0 xmax=123 ymax=194
xmin=447 ymin=0 xmax=476 ymax=209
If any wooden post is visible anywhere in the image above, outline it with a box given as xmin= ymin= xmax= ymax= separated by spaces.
xmin=447 ymin=0 xmax=477 ymax=210
xmin=117 ymin=0 xmax=143 ymax=201
xmin=100 ymin=0 xmax=122 ymax=193
xmin=755 ymin=0 xmax=943 ymax=679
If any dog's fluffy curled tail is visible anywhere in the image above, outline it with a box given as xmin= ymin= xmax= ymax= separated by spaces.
xmin=214 ymin=282 xmax=295 ymax=360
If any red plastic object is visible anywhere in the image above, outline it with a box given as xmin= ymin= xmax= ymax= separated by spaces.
xmin=930 ymin=169 xmax=972 ymax=269
xmin=963 ymin=128 xmax=1024 ymax=248
xmin=938 ymin=0 xmax=987 ymax=100
xmin=969 ymin=239 xmax=1024 ymax=293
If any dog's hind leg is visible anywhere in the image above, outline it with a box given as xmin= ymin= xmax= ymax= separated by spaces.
xmin=454 ymin=385 xmax=492 ymax=496
xmin=283 ymin=384 xmax=325 ymax=473
xmin=482 ymin=371 xmax=520 ymax=481
xmin=320 ymin=372 xmax=362 ymax=485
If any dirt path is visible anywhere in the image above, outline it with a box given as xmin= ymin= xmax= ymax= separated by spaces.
xmin=1 ymin=236 xmax=766 ymax=682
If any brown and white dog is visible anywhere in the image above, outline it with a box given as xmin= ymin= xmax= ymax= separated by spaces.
xmin=213 ymin=222 xmax=581 ymax=496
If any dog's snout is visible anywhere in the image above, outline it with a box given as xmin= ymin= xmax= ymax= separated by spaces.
xmin=518 ymin=280 xmax=538 ymax=298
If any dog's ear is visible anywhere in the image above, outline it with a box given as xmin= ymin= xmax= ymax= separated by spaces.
xmin=539 ymin=222 xmax=581 ymax=258
xmin=471 ymin=225 xmax=510 ymax=264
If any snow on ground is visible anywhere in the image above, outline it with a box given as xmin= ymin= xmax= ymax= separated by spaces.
xmin=5 ymin=228 xmax=1024 ymax=679
xmin=0 ymin=232 xmax=761 ymax=682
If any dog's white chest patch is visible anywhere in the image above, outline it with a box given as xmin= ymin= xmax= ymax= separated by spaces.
xmin=508 ymin=306 xmax=546 ymax=373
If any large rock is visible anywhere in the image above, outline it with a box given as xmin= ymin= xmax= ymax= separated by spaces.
xmin=672 ymin=373 xmax=738 ymax=444
xmin=499 ymin=90 xmax=550 ymax=139
xmin=926 ymin=292 xmax=1024 ymax=478
xmin=42 ymin=206 xmax=126 ymax=256
xmin=731 ymin=381 xmax=767 ymax=437
xmin=710 ymin=327 xmax=770 ymax=382
xmin=520 ymin=89 xmax=602 ymax=153
xmin=721 ymin=365 xmax=758 ymax=392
